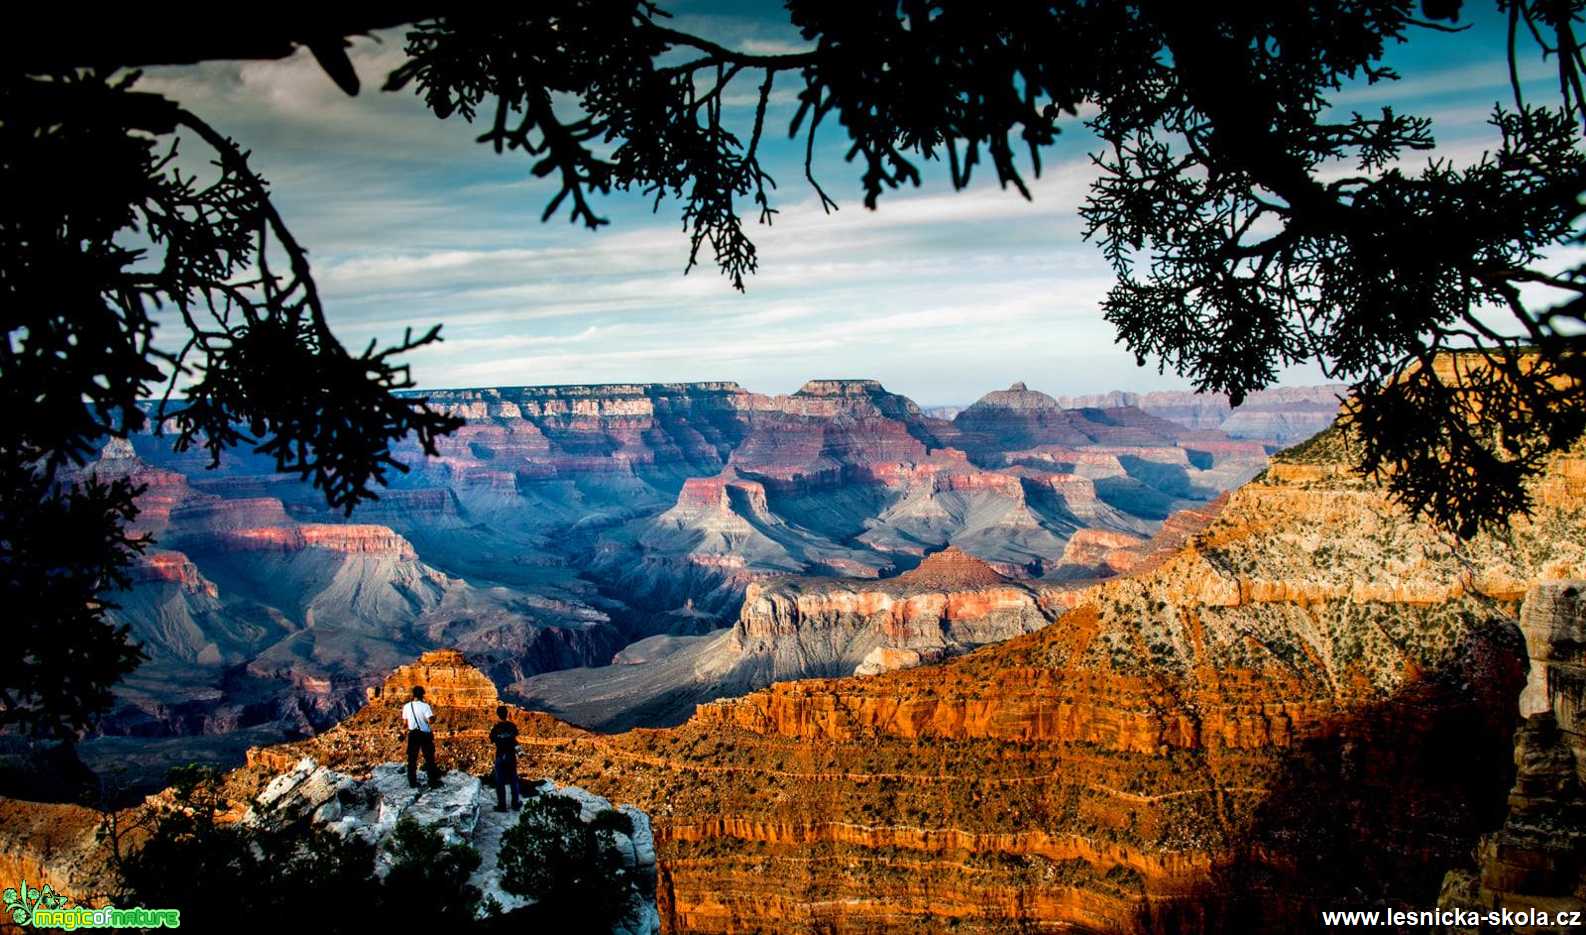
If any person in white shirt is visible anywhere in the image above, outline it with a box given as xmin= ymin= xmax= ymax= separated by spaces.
xmin=401 ymin=685 xmax=441 ymax=788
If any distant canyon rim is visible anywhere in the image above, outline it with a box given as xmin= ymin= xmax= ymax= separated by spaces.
xmin=47 ymin=378 xmax=1344 ymax=786
xmin=7 ymin=368 xmax=1582 ymax=933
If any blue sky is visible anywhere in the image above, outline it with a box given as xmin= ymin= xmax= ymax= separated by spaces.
xmin=135 ymin=3 xmax=1561 ymax=405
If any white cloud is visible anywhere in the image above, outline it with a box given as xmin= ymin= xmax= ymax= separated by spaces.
xmin=738 ymin=38 xmax=815 ymax=56
xmin=1331 ymin=55 xmax=1554 ymax=108
xmin=128 ymin=22 xmax=1523 ymax=406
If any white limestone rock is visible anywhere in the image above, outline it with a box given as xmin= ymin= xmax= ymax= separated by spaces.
xmin=245 ymin=756 xmax=353 ymax=826
xmin=242 ymin=759 xmax=657 ymax=932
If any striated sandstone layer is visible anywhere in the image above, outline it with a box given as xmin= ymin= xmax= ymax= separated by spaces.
xmin=183 ymin=423 xmax=1586 ymax=934
xmin=1056 ymin=385 xmax=1348 ymax=443
xmin=515 ymin=547 xmax=1084 ymax=730
xmin=725 ymin=547 xmax=1056 ymax=680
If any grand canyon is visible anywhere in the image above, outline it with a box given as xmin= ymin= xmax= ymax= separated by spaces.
xmin=11 ymin=8 xmax=1585 ymax=933
xmin=53 ymin=379 xmax=1339 ymax=778
xmin=5 ymin=377 xmax=1583 ymax=932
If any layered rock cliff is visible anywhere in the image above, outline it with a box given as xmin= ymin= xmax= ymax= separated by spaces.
xmin=1055 ymin=385 xmax=1348 ymax=443
xmin=386 ymin=378 xmax=1260 ymax=638
xmin=1440 ymin=581 xmax=1586 ymax=929
xmin=514 ymin=499 xmax=1224 ymax=734
xmin=149 ymin=419 xmax=1577 ymax=933
xmin=83 ymin=377 xmax=1284 ymax=782
xmin=540 ymin=426 xmax=1575 ymax=933
xmin=83 ymin=443 xmax=622 ymax=773
xmin=0 ymin=653 xmax=660 ymax=933
xmin=514 ymin=548 xmax=1071 ymax=730
xmin=11 ymin=407 xmax=1583 ymax=931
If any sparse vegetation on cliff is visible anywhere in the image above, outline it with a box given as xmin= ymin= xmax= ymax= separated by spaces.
xmin=108 ymin=758 xmax=659 ymax=932
xmin=498 ymin=786 xmax=643 ymax=931
xmin=116 ymin=767 xmax=487 ymax=930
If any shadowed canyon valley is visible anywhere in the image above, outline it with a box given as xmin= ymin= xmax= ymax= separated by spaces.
xmin=61 ymin=378 xmax=1342 ymax=772
xmin=6 ymin=375 xmax=1586 ymax=932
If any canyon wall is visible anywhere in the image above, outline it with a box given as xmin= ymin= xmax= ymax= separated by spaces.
xmin=1440 ymin=581 xmax=1586 ymax=929
xmin=75 ymin=377 xmax=1276 ymax=773
xmin=1055 ymin=385 xmax=1348 ymax=443
xmin=166 ymin=420 xmax=1581 ymax=933
xmin=11 ymin=411 xmax=1582 ymax=931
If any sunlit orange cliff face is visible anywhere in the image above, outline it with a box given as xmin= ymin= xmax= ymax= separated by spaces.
xmin=231 ymin=418 xmax=1586 ymax=932
xmin=5 ymin=404 xmax=1584 ymax=933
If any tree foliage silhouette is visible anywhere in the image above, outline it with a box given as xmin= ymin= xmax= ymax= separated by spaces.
xmin=497 ymin=785 xmax=641 ymax=931
xmin=386 ymin=0 xmax=1586 ymax=537
xmin=4 ymin=0 xmax=1585 ymax=734
xmin=2 ymin=68 xmax=462 ymax=736
xmin=116 ymin=767 xmax=491 ymax=930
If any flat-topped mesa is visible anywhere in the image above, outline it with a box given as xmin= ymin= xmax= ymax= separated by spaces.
xmin=716 ymin=545 xmax=1053 ymax=684
xmin=952 ymin=383 xmax=1214 ymax=455
xmin=401 ymin=379 xmax=950 ymax=495
xmin=773 ymin=379 xmax=928 ymax=423
xmin=896 ymin=546 xmax=1011 ymax=590
xmin=129 ymin=550 xmax=219 ymax=597
xmin=422 ymin=380 xmax=932 ymax=421
xmin=1054 ymin=389 xmax=1140 ymax=410
xmin=1054 ymin=386 xmax=1349 ymax=443
xmin=174 ymin=517 xmax=420 ymax=560
xmin=926 ymin=468 xmax=1026 ymax=498
xmin=297 ymin=524 xmax=419 ymax=559
xmin=794 ymin=378 xmax=890 ymax=397
xmin=1059 ymin=529 xmax=1149 ymax=576
xmin=416 ymin=382 xmax=751 ymax=424
xmin=672 ymin=470 xmax=771 ymax=517
xmin=417 ymin=381 xmax=746 ymax=401
xmin=168 ymin=496 xmax=293 ymax=532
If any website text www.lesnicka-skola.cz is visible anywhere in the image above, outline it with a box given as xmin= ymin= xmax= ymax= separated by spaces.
xmin=1322 ymin=907 xmax=1583 ymax=928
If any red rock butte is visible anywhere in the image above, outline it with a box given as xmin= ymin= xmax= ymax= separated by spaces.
xmin=252 ymin=648 xmax=582 ymax=779
xmin=895 ymin=546 xmax=1009 ymax=589
xmin=366 ymin=648 xmax=500 ymax=709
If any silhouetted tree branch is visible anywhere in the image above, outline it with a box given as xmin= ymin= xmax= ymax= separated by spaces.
xmin=6 ymin=0 xmax=1586 ymax=736
xmin=2 ymin=69 xmax=460 ymax=736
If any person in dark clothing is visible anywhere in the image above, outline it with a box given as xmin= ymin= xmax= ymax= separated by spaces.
xmin=402 ymin=685 xmax=441 ymax=788
xmin=488 ymin=705 xmax=521 ymax=812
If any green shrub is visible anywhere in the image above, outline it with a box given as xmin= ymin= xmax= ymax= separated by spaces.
xmin=497 ymin=786 xmax=638 ymax=931
xmin=383 ymin=815 xmax=485 ymax=925
xmin=117 ymin=766 xmax=488 ymax=931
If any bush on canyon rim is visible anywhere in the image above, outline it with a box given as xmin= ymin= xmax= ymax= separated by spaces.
xmin=497 ymin=785 xmax=639 ymax=930
xmin=116 ymin=767 xmax=488 ymax=930
xmin=6 ymin=1 xmax=1586 ymax=733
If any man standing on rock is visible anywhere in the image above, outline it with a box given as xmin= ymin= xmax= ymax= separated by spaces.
xmin=402 ymin=685 xmax=441 ymax=788
xmin=489 ymin=705 xmax=522 ymax=812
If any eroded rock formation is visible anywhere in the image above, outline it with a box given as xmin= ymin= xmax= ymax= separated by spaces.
xmin=1055 ymin=385 xmax=1349 ymax=443
xmin=1440 ymin=582 xmax=1586 ymax=930
xmin=80 ymin=378 xmax=1271 ymax=775
xmin=179 ymin=422 xmax=1581 ymax=933
xmin=515 ymin=548 xmax=1074 ymax=730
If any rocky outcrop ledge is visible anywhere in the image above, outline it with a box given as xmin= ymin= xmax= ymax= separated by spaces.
xmin=247 ymin=757 xmax=659 ymax=933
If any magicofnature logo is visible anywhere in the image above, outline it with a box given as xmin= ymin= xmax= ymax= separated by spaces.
xmin=4 ymin=879 xmax=180 ymax=929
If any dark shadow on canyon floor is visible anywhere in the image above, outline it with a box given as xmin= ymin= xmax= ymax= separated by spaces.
xmin=1140 ymin=619 xmax=1526 ymax=934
